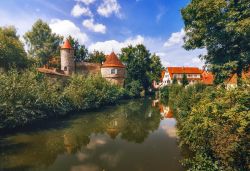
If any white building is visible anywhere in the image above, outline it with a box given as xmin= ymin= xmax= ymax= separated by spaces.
xmin=153 ymin=67 xmax=203 ymax=88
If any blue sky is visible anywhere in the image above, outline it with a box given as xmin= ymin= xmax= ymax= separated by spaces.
xmin=0 ymin=0 xmax=205 ymax=67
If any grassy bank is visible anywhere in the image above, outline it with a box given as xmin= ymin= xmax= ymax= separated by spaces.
xmin=160 ymin=82 xmax=250 ymax=171
xmin=0 ymin=69 xmax=127 ymax=129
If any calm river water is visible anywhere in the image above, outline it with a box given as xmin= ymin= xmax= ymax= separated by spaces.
xmin=0 ymin=98 xmax=184 ymax=171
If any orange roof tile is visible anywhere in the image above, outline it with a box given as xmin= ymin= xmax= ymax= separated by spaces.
xmin=167 ymin=67 xmax=202 ymax=79
xmin=102 ymin=52 xmax=125 ymax=68
xmin=225 ymin=69 xmax=250 ymax=84
xmin=61 ymin=39 xmax=72 ymax=49
xmin=201 ymin=71 xmax=214 ymax=85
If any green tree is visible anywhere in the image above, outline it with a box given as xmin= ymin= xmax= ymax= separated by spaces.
xmin=172 ymin=76 xmax=178 ymax=84
xmin=120 ymin=44 xmax=152 ymax=91
xmin=181 ymin=0 xmax=250 ymax=84
xmin=24 ymin=19 xmax=62 ymax=65
xmin=0 ymin=26 xmax=29 ymax=70
xmin=87 ymin=50 xmax=106 ymax=64
xmin=68 ymin=36 xmax=88 ymax=62
xmin=182 ymin=74 xmax=189 ymax=87
xmin=148 ymin=54 xmax=163 ymax=83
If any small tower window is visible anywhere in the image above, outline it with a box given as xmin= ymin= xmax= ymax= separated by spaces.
xmin=111 ymin=68 xmax=117 ymax=74
xmin=64 ymin=66 xmax=67 ymax=71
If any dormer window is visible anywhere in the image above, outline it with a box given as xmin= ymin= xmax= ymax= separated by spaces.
xmin=111 ymin=68 xmax=118 ymax=74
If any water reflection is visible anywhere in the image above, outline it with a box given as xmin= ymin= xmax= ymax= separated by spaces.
xmin=0 ymin=99 xmax=183 ymax=171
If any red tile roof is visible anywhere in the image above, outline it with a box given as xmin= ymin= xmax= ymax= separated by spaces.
xmin=201 ymin=71 xmax=214 ymax=85
xmin=102 ymin=52 xmax=125 ymax=68
xmin=61 ymin=39 xmax=72 ymax=49
xmin=225 ymin=69 xmax=250 ymax=84
xmin=167 ymin=67 xmax=202 ymax=79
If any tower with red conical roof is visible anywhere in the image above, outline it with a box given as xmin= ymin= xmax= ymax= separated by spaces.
xmin=60 ymin=39 xmax=75 ymax=75
xmin=101 ymin=52 xmax=126 ymax=86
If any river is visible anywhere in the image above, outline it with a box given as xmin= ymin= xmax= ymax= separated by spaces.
xmin=0 ymin=98 xmax=184 ymax=171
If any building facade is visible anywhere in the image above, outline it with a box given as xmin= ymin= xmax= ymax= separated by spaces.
xmin=38 ymin=39 xmax=126 ymax=87
xmin=153 ymin=67 xmax=214 ymax=88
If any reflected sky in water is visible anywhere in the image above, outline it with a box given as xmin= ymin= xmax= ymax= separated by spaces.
xmin=0 ymin=99 xmax=184 ymax=171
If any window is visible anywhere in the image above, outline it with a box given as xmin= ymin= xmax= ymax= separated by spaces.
xmin=64 ymin=66 xmax=67 ymax=71
xmin=111 ymin=68 xmax=117 ymax=74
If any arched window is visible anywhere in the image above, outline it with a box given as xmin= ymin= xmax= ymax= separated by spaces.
xmin=64 ymin=66 xmax=67 ymax=71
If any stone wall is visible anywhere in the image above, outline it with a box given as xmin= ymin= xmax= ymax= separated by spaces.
xmin=76 ymin=62 xmax=101 ymax=75
xmin=101 ymin=67 xmax=126 ymax=86
xmin=60 ymin=49 xmax=74 ymax=75
xmin=101 ymin=67 xmax=126 ymax=78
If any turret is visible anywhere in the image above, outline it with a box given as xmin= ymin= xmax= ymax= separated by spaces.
xmin=101 ymin=52 xmax=126 ymax=86
xmin=60 ymin=39 xmax=74 ymax=75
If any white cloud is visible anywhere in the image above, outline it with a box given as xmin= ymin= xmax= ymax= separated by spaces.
xmin=71 ymin=4 xmax=93 ymax=17
xmin=97 ymin=0 xmax=121 ymax=17
xmin=76 ymin=0 xmax=96 ymax=5
xmin=88 ymin=35 xmax=144 ymax=54
xmin=82 ymin=19 xmax=106 ymax=34
xmin=49 ymin=19 xmax=88 ymax=44
xmin=164 ymin=29 xmax=185 ymax=47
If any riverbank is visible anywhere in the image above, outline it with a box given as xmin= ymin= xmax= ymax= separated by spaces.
xmin=160 ymin=82 xmax=250 ymax=171
xmin=0 ymin=69 xmax=129 ymax=130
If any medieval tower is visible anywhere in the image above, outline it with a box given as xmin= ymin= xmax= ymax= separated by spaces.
xmin=60 ymin=39 xmax=75 ymax=75
xmin=101 ymin=52 xmax=126 ymax=86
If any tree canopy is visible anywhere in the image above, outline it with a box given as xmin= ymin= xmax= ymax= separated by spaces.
xmin=181 ymin=74 xmax=189 ymax=87
xmin=87 ymin=50 xmax=106 ymax=64
xmin=68 ymin=36 xmax=88 ymax=62
xmin=120 ymin=44 xmax=163 ymax=91
xmin=24 ymin=19 xmax=62 ymax=65
xmin=0 ymin=26 xmax=29 ymax=70
xmin=181 ymin=0 xmax=250 ymax=83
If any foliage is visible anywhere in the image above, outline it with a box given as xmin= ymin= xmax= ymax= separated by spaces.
xmin=165 ymin=82 xmax=250 ymax=171
xmin=87 ymin=50 xmax=106 ymax=64
xmin=68 ymin=35 xmax=88 ymax=62
xmin=148 ymin=54 xmax=164 ymax=82
xmin=0 ymin=70 xmax=124 ymax=129
xmin=181 ymin=0 xmax=250 ymax=83
xmin=120 ymin=44 xmax=163 ymax=92
xmin=182 ymin=154 xmax=220 ymax=171
xmin=172 ymin=76 xmax=178 ymax=84
xmin=24 ymin=19 xmax=62 ymax=65
xmin=159 ymin=86 xmax=169 ymax=103
xmin=64 ymin=74 xmax=123 ymax=110
xmin=124 ymin=80 xmax=143 ymax=98
xmin=181 ymin=73 xmax=189 ymax=86
xmin=0 ymin=26 xmax=29 ymax=70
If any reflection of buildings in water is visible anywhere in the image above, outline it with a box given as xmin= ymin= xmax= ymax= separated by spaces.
xmin=152 ymin=99 xmax=159 ymax=107
xmin=106 ymin=120 xmax=120 ymax=139
xmin=152 ymin=100 xmax=173 ymax=119
xmin=63 ymin=134 xmax=76 ymax=154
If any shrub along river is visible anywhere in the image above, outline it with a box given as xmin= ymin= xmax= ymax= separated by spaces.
xmin=0 ymin=98 xmax=184 ymax=171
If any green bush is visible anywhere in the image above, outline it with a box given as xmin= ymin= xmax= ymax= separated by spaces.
xmin=124 ymin=80 xmax=143 ymax=98
xmin=0 ymin=70 xmax=124 ymax=129
xmin=64 ymin=74 xmax=123 ymax=110
xmin=164 ymin=82 xmax=250 ymax=171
